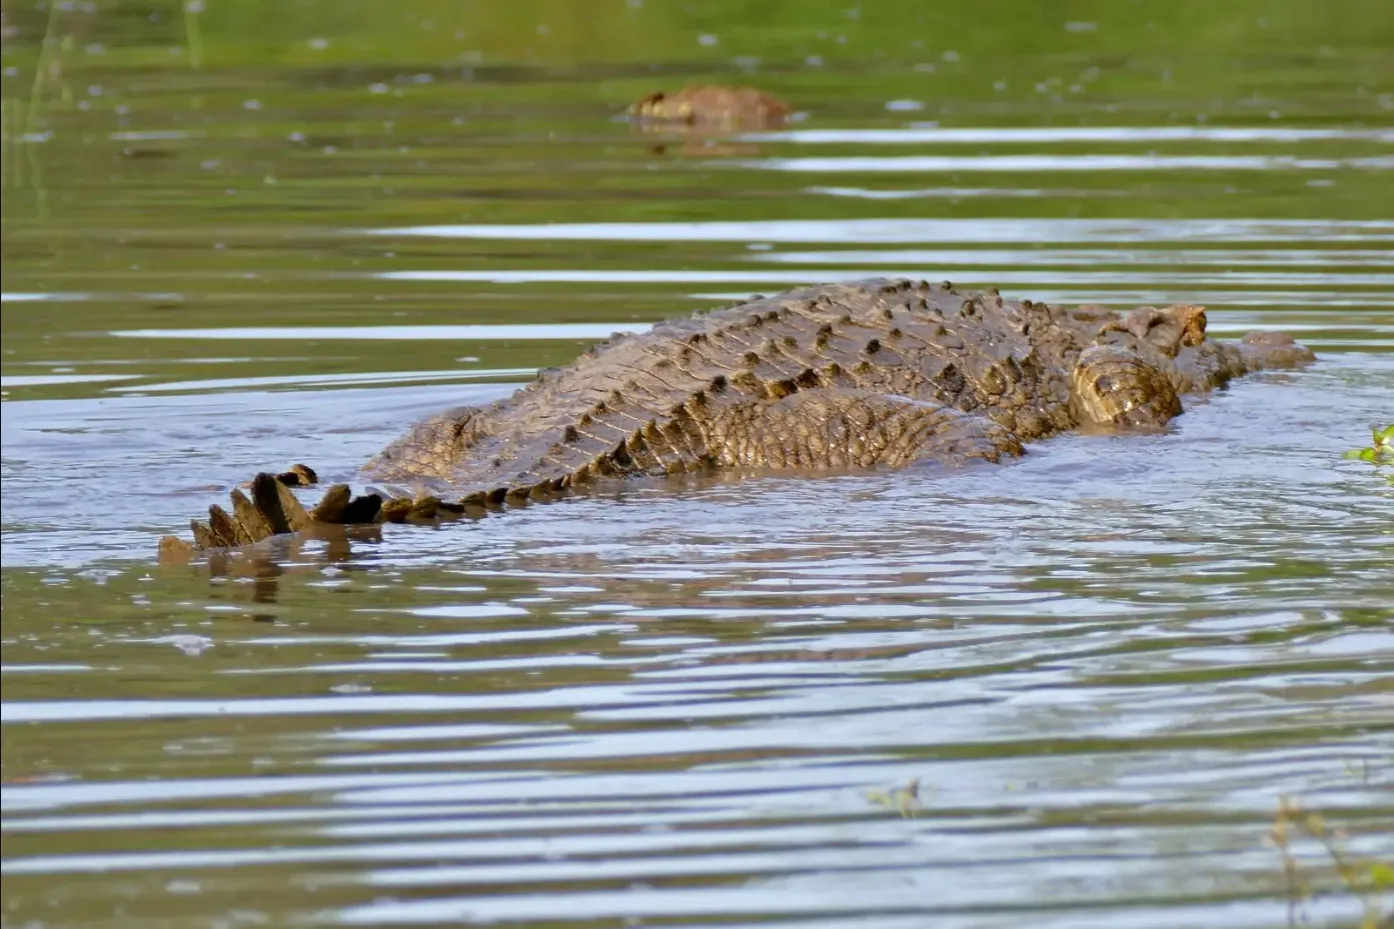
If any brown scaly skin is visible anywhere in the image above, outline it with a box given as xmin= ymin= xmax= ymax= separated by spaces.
xmin=158 ymin=278 xmax=1314 ymax=561
xmin=628 ymin=85 xmax=791 ymax=129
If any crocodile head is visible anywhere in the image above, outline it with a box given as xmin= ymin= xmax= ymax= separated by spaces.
xmin=1068 ymin=303 xmax=1314 ymax=429
xmin=628 ymin=85 xmax=790 ymax=129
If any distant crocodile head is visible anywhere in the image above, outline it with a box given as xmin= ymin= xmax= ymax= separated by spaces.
xmin=628 ymin=85 xmax=791 ymax=129
xmin=160 ymin=279 xmax=1314 ymax=560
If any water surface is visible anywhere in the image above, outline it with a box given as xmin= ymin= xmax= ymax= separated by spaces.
xmin=2 ymin=3 xmax=1392 ymax=927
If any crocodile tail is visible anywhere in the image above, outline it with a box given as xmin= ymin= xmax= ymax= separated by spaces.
xmin=364 ymin=406 xmax=492 ymax=481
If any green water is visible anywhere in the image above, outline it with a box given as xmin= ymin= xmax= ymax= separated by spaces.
xmin=2 ymin=3 xmax=1393 ymax=927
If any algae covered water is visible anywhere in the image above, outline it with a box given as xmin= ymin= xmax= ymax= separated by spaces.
xmin=2 ymin=3 xmax=1392 ymax=927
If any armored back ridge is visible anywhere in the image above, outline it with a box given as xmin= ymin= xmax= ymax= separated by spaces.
xmin=160 ymin=279 xmax=1314 ymax=559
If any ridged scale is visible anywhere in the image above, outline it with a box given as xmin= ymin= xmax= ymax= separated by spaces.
xmin=363 ymin=278 xmax=1088 ymax=501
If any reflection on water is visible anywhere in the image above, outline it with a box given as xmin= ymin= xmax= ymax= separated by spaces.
xmin=0 ymin=373 xmax=143 ymax=388
xmin=105 ymin=368 xmax=539 ymax=394
xmin=3 ymin=2 xmax=1393 ymax=928
xmin=751 ymin=248 xmax=1394 ymax=266
xmin=741 ymin=127 xmax=1394 ymax=144
xmin=378 ymin=218 xmax=1394 ymax=242
xmin=743 ymin=154 xmax=1394 ymax=172
xmin=112 ymin=324 xmax=650 ymax=341
xmin=383 ymin=268 xmax=1394 ymax=287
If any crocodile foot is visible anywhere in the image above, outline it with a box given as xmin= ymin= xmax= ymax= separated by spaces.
xmin=158 ymin=465 xmax=476 ymax=563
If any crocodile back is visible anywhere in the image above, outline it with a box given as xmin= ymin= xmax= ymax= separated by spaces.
xmin=365 ymin=278 xmax=1084 ymax=495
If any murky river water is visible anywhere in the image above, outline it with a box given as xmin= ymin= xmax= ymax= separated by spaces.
xmin=3 ymin=4 xmax=1393 ymax=927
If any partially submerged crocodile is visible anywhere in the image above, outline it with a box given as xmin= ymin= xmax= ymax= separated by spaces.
xmin=628 ymin=85 xmax=791 ymax=128
xmin=159 ymin=278 xmax=1313 ymax=560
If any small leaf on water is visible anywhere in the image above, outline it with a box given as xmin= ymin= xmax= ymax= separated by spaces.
xmin=1368 ymin=860 xmax=1394 ymax=889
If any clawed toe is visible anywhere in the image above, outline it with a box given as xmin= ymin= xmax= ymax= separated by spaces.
xmin=160 ymin=465 xmax=473 ymax=562
xmin=275 ymin=463 xmax=319 ymax=487
xmin=174 ymin=472 xmax=318 ymax=556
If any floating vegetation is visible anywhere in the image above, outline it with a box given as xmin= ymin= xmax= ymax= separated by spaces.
xmin=1343 ymin=424 xmax=1394 ymax=485
xmin=865 ymin=778 xmax=923 ymax=818
xmin=1268 ymin=795 xmax=1393 ymax=929
xmin=1343 ymin=758 xmax=1385 ymax=786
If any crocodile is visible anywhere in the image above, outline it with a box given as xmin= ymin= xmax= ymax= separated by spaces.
xmin=628 ymin=85 xmax=791 ymax=128
xmin=158 ymin=278 xmax=1314 ymax=560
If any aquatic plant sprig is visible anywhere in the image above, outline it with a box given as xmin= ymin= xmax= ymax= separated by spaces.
xmin=1268 ymin=795 xmax=1393 ymax=929
xmin=1343 ymin=424 xmax=1394 ymax=485
xmin=864 ymin=778 xmax=923 ymax=818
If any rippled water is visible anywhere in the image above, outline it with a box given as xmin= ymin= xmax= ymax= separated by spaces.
xmin=3 ymin=4 xmax=1393 ymax=927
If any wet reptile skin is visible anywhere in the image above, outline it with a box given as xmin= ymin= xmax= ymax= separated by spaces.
xmin=162 ymin=278 xmax=1314 ymax=556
